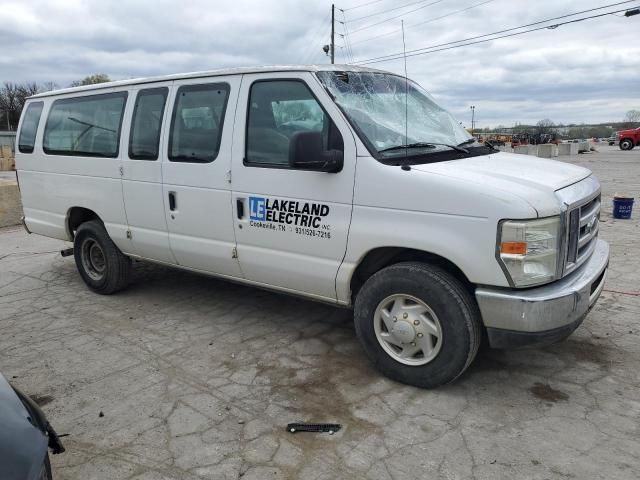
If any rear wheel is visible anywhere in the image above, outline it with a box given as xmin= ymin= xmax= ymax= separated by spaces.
xmin=73 ymin=220 xmax=131 ymax=294
xmin=619 ymin=139 xmax=634 ymax=150
xmin=354 ymin=262 xmax=481 ymax=388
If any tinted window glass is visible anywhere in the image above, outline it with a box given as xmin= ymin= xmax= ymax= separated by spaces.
xmin=169 ymin=83 xmax=229 ymax=163
xmin=246 ymin=80 xmax=341 ymax=167
xmin=129 ymin=88 xmax=168 ymax=160
xmin=18 ymin=101 xmax=44 ymax=154
xmin=43 ymin=92 xmax=127 ymax=157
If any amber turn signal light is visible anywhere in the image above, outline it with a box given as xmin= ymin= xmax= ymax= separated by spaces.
xmin=500 ymin=242 xmax=527 ymax=255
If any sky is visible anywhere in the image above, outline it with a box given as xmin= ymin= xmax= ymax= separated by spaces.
xmin=0 ymin=0 xmax=638 ymax=128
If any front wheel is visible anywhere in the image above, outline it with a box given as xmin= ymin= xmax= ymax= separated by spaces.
xmin=619 ymin=139 xmax=634 ymax=150
xmin=73 ymin=220 xmax=131 ymax=294
xmin=354 ymin=262 xmax=481 ymax=388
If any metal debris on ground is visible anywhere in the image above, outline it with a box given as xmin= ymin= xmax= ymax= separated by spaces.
xmin=286 ymin=423 xmax=342 ymax=434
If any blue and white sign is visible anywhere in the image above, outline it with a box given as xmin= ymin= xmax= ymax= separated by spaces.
xmin=249 ymin=196 xmax=266 ymax=221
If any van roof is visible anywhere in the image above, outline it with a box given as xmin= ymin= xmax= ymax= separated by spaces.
xmin=29 ymin=64 xmax=390 ymax=99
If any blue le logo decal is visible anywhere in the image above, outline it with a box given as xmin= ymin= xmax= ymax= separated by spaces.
xmin=249 ymin=197 xmax=266 ymax=221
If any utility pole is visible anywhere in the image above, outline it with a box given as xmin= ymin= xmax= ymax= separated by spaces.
xmin=470 ymin=105 xmax=476 ymax=136
xmin=331 ymin=4 xmax=335 ymax=64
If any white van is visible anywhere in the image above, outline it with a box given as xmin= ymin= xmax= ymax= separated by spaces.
xmin=15 ymin=65 xmax=608 ymax=388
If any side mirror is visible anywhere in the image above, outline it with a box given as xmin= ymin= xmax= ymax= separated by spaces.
xmin=288 ymin=131 xmax=343 ymax=173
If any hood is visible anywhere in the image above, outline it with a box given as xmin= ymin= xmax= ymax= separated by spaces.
xmin=410 ymin=152 xmax=591 ymax=217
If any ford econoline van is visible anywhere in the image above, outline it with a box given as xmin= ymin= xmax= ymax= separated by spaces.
xmin=15 ymin=65 xmax=608 ymax=388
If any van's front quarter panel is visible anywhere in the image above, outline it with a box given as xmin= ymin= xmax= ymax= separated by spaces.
xmin=335 ymin=154 xmax=539 ymax=303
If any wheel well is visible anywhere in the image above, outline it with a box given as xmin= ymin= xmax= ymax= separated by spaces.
xmin=66 ymin=207 xmax=100 ymax=239
xmin=350 ymin=247 xmax=473 ymax=301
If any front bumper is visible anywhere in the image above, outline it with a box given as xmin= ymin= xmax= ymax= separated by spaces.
xmin=476 ymin=239 xmax=609 ymax=348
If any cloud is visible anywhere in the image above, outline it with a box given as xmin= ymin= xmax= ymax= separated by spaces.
xmin=1 ymin=0 xmax=638 ymax=126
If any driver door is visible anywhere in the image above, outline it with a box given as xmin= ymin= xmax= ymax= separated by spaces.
xmin=230 ymin=72 xmax=357 ymax=301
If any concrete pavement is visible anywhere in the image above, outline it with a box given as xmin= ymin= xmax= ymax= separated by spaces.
xmin=0 ymin=144 xmax=639 ymax=479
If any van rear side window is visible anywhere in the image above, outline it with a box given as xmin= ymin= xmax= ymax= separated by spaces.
xmin=43 ymin=92 xmax=128 ymax=158
xmin=129 ymin=87 xmax=168 ymax=160
xmin=169 ymin=83 xmax=230 ymax=163
xmin=18 ymin=101 xmax=44 ymax=154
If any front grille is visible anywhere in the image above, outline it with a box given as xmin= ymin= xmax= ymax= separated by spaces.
xmin=565 ymin=194 xmax=600 ymax=275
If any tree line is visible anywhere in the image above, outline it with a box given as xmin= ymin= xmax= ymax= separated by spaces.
xmin=481 ymin=110 xmax=640 ymax=139
xmin=0 ymin=74 xmax=111 ymax=131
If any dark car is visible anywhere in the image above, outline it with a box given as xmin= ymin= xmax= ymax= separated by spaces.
xmin=0 ymin=373 xmax=64 ymax=480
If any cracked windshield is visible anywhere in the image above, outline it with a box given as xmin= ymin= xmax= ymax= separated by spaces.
xmin=317 ymin=71 xmax=472 ymax=157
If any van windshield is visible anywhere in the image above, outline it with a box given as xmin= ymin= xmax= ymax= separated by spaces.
xmin=316 ymin=71 xmax=473 ymax=159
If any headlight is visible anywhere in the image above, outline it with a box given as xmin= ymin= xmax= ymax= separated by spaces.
xmin=498 ymin=216 xmax=561 ymax=287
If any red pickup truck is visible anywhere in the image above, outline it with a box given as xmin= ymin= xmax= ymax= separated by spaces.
xmin=616 ymin=127 xmax=640 ymax=150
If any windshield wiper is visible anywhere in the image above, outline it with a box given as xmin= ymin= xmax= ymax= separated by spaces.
xmin=457 ymin=138 xmax=477 ymax=147
xmin=379 ymin=142 xmax=469 ymax=154
xmin=68 ymin=116 xmax=116 ymax=133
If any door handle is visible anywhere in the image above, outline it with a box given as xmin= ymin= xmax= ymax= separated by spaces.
xmin=237 ymin=199 xmax=244 ymax=219
xmin=168 ymin=191 xmax=177 ymax=211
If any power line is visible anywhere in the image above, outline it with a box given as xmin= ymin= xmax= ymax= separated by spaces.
xmin=337 ymin=44 xmax=349 ymax=63
xmin=354 ymin=5 xmax=638 ymax=65
xmin=358 ymin=8 xmax=635 ymax=64
xmin=299 ymin=11 xmax=331 ymax=63
xmin=352 ymin=1 xmax=637 ymax=64
xmin=354 ymin=1 xmax=636 ymax=62
xmin=346 ymin=0 xmax=449 ymax=34
xmin=342 ymin=0 xmax=385 ymax=11
xmin=341 ymin=11 xmax=357 ymax=62
xmin=349 ymin=0 xmax=494 ymax=47
xmin=345 ymin=0 xmax=445 ymax=22
xmin=336 ymin=32 xmax=355 ymax=62
xmin=305 ymin=23 xmax=333 ymax=63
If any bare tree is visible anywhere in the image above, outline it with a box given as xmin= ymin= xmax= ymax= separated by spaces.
xmin=40 ymin=81 xmax=60 ymax=93
xmin=17 ymin=82 xmax=40 ymax=105
xmin=536 ymin=118 xmax=555 ymax=135
xmin=623 ymin=110 xmax=640 ymax=129
xmin=69 ymin=74 xmax=111 ymax=87
xmin=0 ymin=81 xmax=61 ymax=130
xmin=0 ymin=82 xmax=22 ymax=130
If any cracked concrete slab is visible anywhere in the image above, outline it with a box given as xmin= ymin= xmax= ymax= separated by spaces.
xmin=1 ymin=145 xmax=639 ymax=479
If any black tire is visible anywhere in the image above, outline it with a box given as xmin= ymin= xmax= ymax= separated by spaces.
xmin=73 ymin=219 xmax=131 ymax=294
xmin=354 ymin=262 xmax=481 ymax=388
xmin=619 ymin=139 xmax=633 ymax=151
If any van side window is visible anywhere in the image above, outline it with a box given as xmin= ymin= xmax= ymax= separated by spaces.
xmin=18 ymin=101 xmax=44 ymax=154
xmin=245 ymin=80 xmax=343 ymax=167
xmin=129 ymin=87 xmax=168 ymax=160
xmin=169 ymin=83 xmax=230 ymax=163
xmin=43 ymin=92 xmax=127 ymax=158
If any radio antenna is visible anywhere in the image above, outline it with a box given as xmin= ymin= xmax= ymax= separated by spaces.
xmin=401 ymin=20 xmax=410 ymax=169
